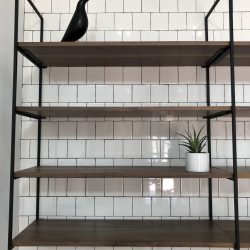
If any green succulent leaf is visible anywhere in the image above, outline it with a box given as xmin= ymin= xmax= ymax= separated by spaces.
xmin=178 ymin=126 xmax=207 ymax=153
xmin=197 ymin=125 xmax=205 ymax=139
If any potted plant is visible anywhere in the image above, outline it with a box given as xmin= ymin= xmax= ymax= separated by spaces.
xmin=178 ymin=126 xmax=209 ymax=172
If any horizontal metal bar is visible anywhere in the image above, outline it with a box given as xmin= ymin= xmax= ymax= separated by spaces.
xmin=18 ymin=46 xmax=46 ymax=69
xmin=16 ymin=110 xmax=45 ymax=120
xmin=203 ymin=110 xmax=232 ymax=119
xmin=202 ymin=46 xmax=230 ymax=68
xmin=205 ymin=0 xmax=222 ymax=20
xmin=27 ymin=0 xmax=43 ymax=20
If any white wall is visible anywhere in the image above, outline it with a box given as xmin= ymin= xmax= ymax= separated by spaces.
xmin=19 ymin=0 xmax=250 ymax=250
xmin=0 ymin=0 xmax=22 ymax=249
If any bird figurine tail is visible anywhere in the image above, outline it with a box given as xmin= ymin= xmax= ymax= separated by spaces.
xmin=61 ymin=0 xmax=89 ymax=42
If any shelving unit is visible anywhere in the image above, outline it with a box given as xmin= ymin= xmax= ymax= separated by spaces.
xmin=8 ymin=0 xmax=248 ymax=249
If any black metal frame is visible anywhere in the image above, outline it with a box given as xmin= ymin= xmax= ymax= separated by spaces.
xmin=8 ymin=0 xmax=240 ymax=249
xmin=18 ymin=46 xmax=46 ymax=68
xmin=8 ymin=1 xmax=43 ymax=249
xmin=204 ymin=0 xmax=240 ymax=249
xmin=15 ymin=109 xmax=45 ymax=119
xmin=8 ymin=0 xmax=19 ymax=248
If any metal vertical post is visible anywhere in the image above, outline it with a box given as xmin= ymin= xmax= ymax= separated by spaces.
xmin=228 ymin=0 xmax=240 ymax=249
xmin=205 ymin=15 xmax=213 ymax=221
xmin=206 ymin=69 xmax=213 ymax=221
xmin=36 ymin=71 xmax=42 ymax=220
xmin=8 ymin=0 xmax=19 ymax=248
xmin=36 ymin=10 xmax=44 ymax=221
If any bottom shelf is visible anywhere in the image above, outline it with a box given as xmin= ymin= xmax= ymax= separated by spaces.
xmin=12 ymin=219 xmax=250 ymax=248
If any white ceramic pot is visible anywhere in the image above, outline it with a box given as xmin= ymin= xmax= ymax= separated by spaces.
xmin=186 ymin=152 xmax=209 ymax=172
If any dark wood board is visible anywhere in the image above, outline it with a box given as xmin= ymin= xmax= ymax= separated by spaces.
xmin=220 ymin=167 xmax=250 ymax=178
xmin=16 ymin=106 xmax=231 ymax=118
xmin=216 ymin=220 xmax=250 ymax=248
xmin=238 ymin=167 xmax=250 ymax=178
xmin=18 ymin=41 xmax=250 ymax=66
xmin=13 ymin=219 xmax=247 ymax=248
xmin=14 ymin=166 xmax=232 ymax=179
xmin=234 ymin=106 xmax=250 ymax=117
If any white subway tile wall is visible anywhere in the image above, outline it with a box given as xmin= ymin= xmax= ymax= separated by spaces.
xmin=20 ymin=0 xmax=250 ymax=249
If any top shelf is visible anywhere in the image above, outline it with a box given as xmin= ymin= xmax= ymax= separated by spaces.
xmin=18 ymin=41 xmax=250 ymax=67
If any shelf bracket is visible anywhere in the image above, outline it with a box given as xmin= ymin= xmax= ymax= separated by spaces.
xmin=16 ymin=110 xmax=46 ymax=120
xmin=202 ymin=46 xmax=230 ymax=68
xmin=18 ymin=47 xmax=46 ymax=69
xmin=203 ymin=110 xmax=232 ymax=119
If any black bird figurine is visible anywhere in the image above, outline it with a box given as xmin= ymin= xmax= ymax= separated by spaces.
xmin=61 ymin=0 xmax=89 ymax=42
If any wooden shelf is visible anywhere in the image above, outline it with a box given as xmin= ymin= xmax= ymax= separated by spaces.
xmin=16 ymin=106 xmax=250 ymax=118
xmin=238 ymin=168 xmax=250 ymax=178
xmin=18 ymin=41 xmax=250 ymax=67
xmin=222 ymin=167 xmax=250 ymax=178
xmin=16 ymin=106 xmax=232 ymax=118
xmin=14 ymin=166 xmax=232 ymax=179
xmin=12 ymin=219 xmax=250 ymax=248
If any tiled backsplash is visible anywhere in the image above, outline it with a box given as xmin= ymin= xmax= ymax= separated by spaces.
xmin=20 ymin=0 xmax=250 ymax=249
